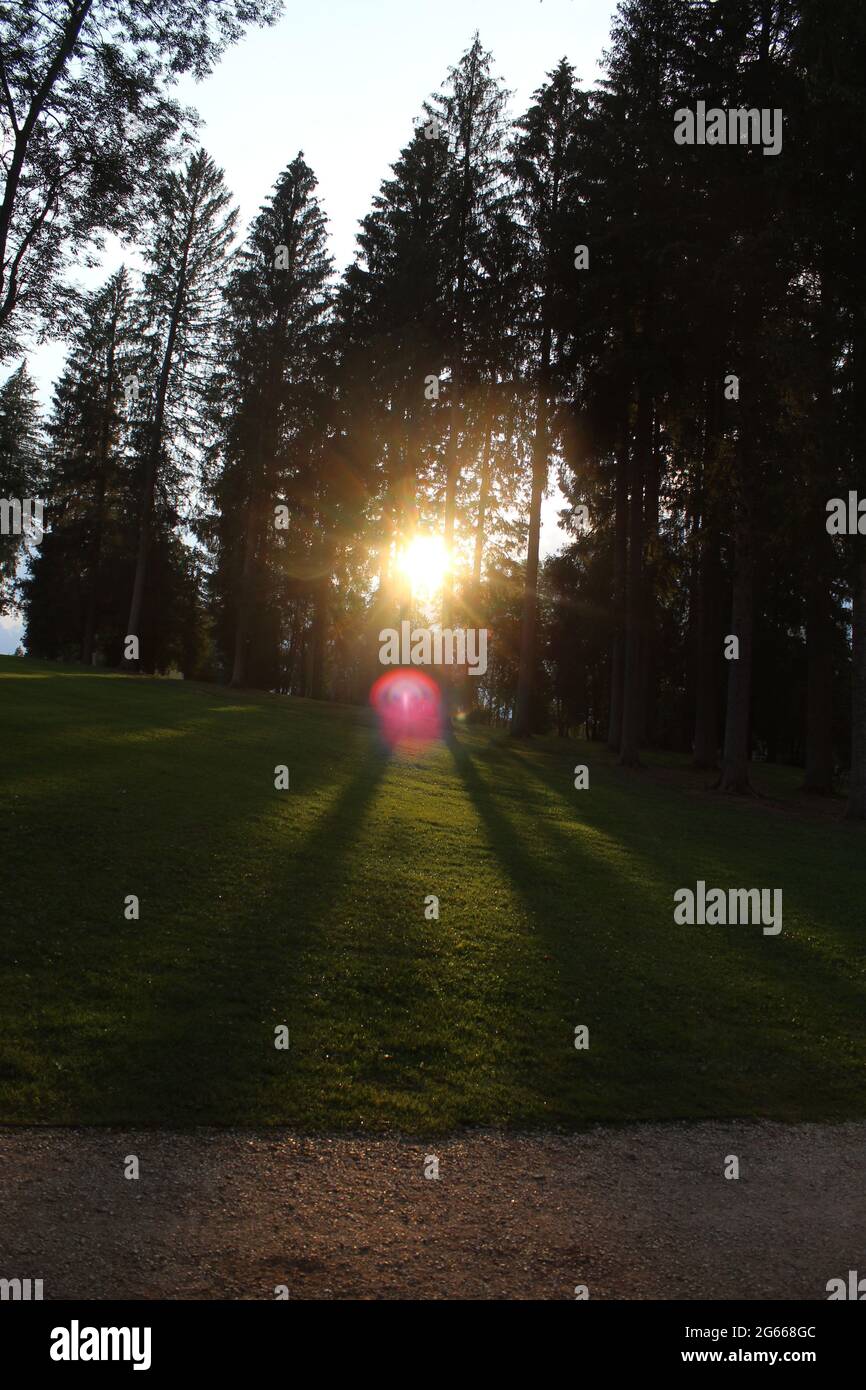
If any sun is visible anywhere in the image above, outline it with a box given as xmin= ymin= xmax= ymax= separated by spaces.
xmin=396 ymin=533 xmax=449 ymax=602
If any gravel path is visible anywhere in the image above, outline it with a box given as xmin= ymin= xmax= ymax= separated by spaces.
xmin=1 ymin=1123 xmax=864 ymax=1300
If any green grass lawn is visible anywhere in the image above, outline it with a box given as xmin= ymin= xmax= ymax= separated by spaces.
xmin=1 ymin=655 xmax=865 ymax=1130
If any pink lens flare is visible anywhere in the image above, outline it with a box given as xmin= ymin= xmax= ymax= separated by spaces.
xmin=370 ymin=668 xmax=443 ymax=744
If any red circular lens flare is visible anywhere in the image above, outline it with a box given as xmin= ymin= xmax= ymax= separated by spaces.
xmin=370 ymin=668 xmax=443 ymax=743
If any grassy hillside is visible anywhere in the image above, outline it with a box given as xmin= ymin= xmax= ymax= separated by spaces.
xmin=1 ymin=655 xmax=865 ymax=1129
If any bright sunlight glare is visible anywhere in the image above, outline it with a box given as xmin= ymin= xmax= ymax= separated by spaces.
xmin=395 ymin=534 xmax=450 ymax=602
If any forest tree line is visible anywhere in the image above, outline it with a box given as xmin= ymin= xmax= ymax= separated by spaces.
xmin=2 ymin=0 xmax=866 ymax=814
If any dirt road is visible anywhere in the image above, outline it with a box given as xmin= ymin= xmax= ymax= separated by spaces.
xmin=1 ymin=1122 xmax=863 ymax=1299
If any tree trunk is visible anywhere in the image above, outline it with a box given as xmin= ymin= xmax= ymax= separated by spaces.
xmin=512 ymin=367 xmax=549 ymax=739
xmin=441 ymin=388 xmax=462 ymax=631
xmin=455 ymin=418 xmax=493 ymax=717
xmin=638 ymin=406 xmax=661 ymax=744
xmin=81 ymin=470 xmax=107 ymax=667
xmin=846 ymin=546 xmax=866 ymax=819
xmin=397 ymin=405 xmax=418 ymax=621
xmin=718 ymin=515 xmax=754 ymax=793
xmin=125 ymin=255 xmax=189 ymax=671
xmin=607 ymin=432 xmax=629 ymax=751
xmin=804 ymin=263 xmax=836 ymax=792
xmin=846 ymin=244 xmax=866 ymax=815
xmin=619 ymin=380 xmax=650 ymax=766
xmin=231 ymin=321 xmax=287 ymax=689
xmin=693 ymin=524 xmax=721 ymax=768
xmin=308 ymin=562 xmax=330 ymax=701
xmin=82 ymin=287 xmax=123 ymax=665
xmin=804 ymin=557 xmax=834 ymax=792
xmin=230 ymin=481 xmax=260 ymax=687
xmin=125 ymin=448 xmax=158 ymax=671
xmin=472 ymin=420 xmax=492 ymax=591
xmin=718 ymin=251 xmax=762 ymax=795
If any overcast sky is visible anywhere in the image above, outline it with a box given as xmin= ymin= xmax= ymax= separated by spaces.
xmin=2 ymin=0 xmax=618 ymax=653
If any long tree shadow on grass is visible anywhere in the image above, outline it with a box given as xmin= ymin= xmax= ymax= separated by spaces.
xmin=1 ymin=694 xmax=393 ymax=1124
xmin=83 ymin=733 xmax=395 ymax=1125
xmin=509 ymin=738 xmax=866 ymax=1118
xmin=507 ymin=737 xmax=866 ymax=963
xmin=446 ymin=729 xmax=866 ymax=1122
xmin=444 ymin=727 xmax=624 ymax=1121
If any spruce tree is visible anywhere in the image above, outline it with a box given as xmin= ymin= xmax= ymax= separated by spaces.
xmin=510 ymin=59 xmax=588 ymax=737
xmin=424 ymin=34 xmax=511 ymax=628
xmin=125 ymin=149 xmax=237 ymax=672
xmin=23 ymin=268 xmax=140 ymax=662
xmin=212 ymin=153 xmax=332 ymax=689
xmin=0 ymin=360 xmax=42 ymax=612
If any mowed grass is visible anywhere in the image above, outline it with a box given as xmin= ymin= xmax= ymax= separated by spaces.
xmin=1 ymin=655 xmax=865 ymax=1130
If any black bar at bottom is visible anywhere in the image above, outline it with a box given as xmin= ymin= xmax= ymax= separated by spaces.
xmin=2 ymin=1298 xmax=860 ymax=1376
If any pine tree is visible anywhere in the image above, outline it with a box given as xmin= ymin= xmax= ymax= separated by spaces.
xmin=22 ymin=269 xmax=148 ymax=663
xmin=510 ymin=59 xmax=588 ymax=737
xmin=0 ymin=360 xmax=42 ymax=612
xmin=424 ymin=34 xmax=511 ymax=629
xmin=212 ymin=153 xmax=332 ymax=689
xmin=334 ymin=118 xmax=450 ymax=637
xmin=125 ymin=149 xmax=237 ymax=672
xmin=0 ymin=0 xmax=281 ymax=355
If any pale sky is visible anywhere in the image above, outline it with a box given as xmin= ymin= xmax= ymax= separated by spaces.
xmin=2 ymin=0 xmax=617 ymax=653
